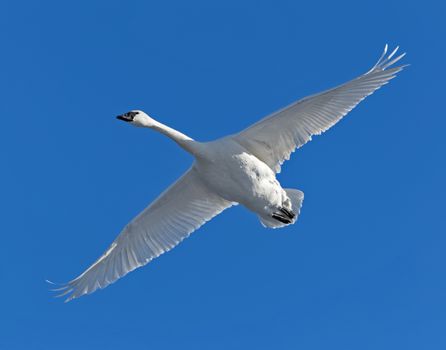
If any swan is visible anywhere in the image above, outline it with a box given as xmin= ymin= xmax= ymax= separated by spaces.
xmin=52 ymin=45 xmax=406 ymax=301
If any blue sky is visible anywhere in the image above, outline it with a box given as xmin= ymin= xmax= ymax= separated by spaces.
xmin=1 ymin=0 xmax=445 ymax=349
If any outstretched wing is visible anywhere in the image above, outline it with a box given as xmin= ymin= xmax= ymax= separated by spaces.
xmin=54 ymin=166 xmax=233 ymax=301
xmin=233 ymin=45 xmax=407 ymax=173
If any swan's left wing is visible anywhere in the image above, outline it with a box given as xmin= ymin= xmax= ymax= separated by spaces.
xmin=53 ymin=166 xmax=233 ymax=301
xmin=233 ymin=45 xmax=407 ymax=173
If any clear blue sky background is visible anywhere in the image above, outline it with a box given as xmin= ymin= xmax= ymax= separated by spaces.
xmin=1 ymin=1 xmax=445 ymax=349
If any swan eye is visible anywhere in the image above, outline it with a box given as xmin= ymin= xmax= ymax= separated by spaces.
xmin=126 ymin=111 xmax=139 ymax=119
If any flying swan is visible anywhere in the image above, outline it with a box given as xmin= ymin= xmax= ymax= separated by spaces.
xmin=52 ymin=45 xmax=406 ymax=301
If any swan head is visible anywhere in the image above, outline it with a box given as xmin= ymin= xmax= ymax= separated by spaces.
xmin=116 ymin=110 xmax=156 ymax=127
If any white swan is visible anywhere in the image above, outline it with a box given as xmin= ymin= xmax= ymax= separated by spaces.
xmin=53 ymin=45 xmax=406 ymax=301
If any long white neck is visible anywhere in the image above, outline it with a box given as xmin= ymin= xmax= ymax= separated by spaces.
xmin=144 ymin=119 xmax=200 ymax=156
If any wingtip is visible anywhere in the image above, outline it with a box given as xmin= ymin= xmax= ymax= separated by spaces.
xmin=387 ymin=45 xmax=399 ymax=60
xmin=46 ymin=279 xmax=66 ymax=292
xmin=368 ymin=44 xmax=407 ymax=73
xmin=64 ymin=296 xmax=75 ymax=303
xmin=46 ymin=278 xmax=76 ymax=301
xmin=382 ymin=52 xmax=407 ymax=70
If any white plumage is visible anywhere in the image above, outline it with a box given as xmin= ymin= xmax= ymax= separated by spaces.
xmin=52 ymin=45 xmax=406 ymax=301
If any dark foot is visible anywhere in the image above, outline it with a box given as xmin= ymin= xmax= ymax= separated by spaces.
xmin=272 ymin=212 xmax=293 ymax=224
xmin=272 ymin=207 xmax=296 ymax=225
xmin=280 ymin=207 xmax=296 ymax=219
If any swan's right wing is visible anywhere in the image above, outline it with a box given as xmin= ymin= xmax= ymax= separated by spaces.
xmin=54 ymin=167 xmax=233 ymax=302
xmin=233 ymin=45 xmax=407 ymax=173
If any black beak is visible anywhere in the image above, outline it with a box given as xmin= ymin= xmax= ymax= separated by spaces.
xmin=116 ymin=114 xmax=133 ymax=122
xmin=117 ymin=111 xmax=138 ymax=122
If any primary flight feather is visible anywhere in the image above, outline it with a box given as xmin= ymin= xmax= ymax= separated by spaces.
xmin=52 ymin=45 xmax=406 ymax=301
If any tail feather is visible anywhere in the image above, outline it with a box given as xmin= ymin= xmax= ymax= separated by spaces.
xmin=259 ymin=188 xmax=304 ymax=229
xmin=285 ymin=188 xmax=304 ymax=218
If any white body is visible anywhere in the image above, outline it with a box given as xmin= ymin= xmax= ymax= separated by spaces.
xmin=52 ymin=45 xmax=406 ymax=301
xmin=194 ymin=138 xmax=290 ymax=218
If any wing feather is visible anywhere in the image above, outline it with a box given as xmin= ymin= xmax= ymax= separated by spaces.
xmin=55 ymin=166 xmax=233 ymax=301
xmin=233 ymin=45 xmax=407 ymax=173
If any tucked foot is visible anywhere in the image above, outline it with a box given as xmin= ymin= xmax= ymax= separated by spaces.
xmin=280 ymin=207 xmax=296 ymax=219
xmin=272 ymin=212 xmax=293 ymax=224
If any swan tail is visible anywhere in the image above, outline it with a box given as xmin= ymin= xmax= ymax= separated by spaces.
xmin=259 ymin=188 xmax=304 ymax=229
xmin=285 ymin=188 xmax=304 ymax=217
